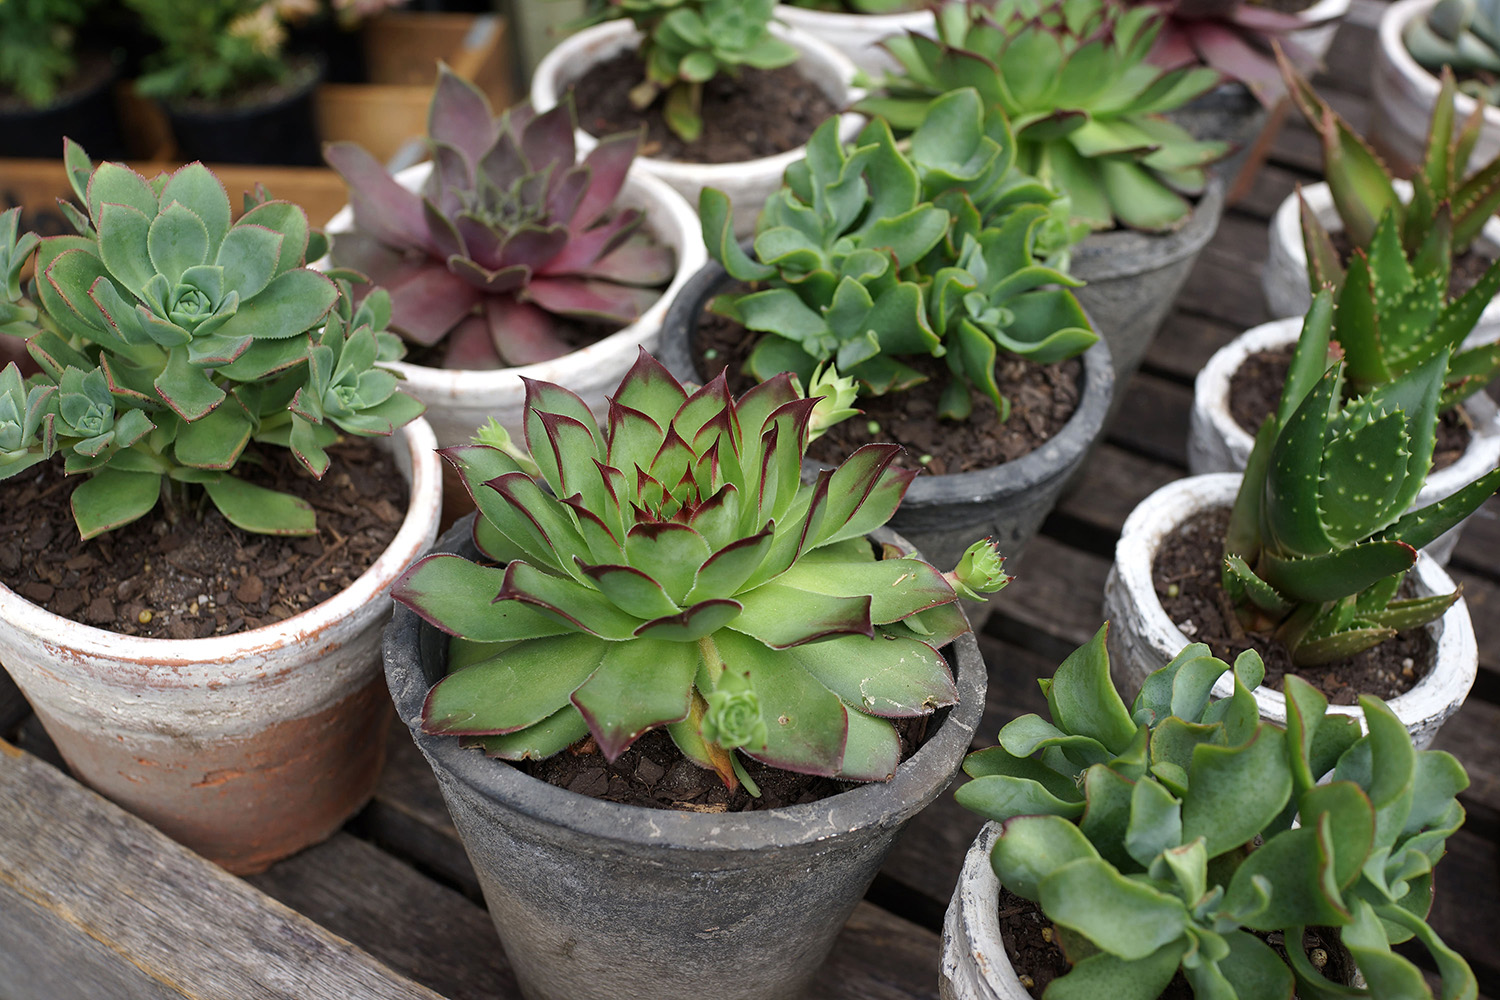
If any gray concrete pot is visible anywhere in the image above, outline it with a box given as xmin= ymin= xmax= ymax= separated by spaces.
xmin=1169 ymin=84 xmax=1268 ymax=190
xmin=1070 ymin=176 xmax=1224 ymax=404
xmin=654 ymin=258 xmax=1115 ymax=572
xmin=383 ymin=517 xmax=987 ymax=1000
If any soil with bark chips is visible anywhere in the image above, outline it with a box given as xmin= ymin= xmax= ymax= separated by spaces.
xmin=568 ymin=52 xmax=839 ymax=164
xmin=691 ymin=292 xmax=1084 ymax=475
xmin=1227 ymin=344 xmax=1471 ymax=472
xmin=1151 ymin=507 xmax=1433 ymax=704
xmin=0 ymin=439 xmax=407 ymax=639
xmin=517 ymin=711 xmax=930 ymax=811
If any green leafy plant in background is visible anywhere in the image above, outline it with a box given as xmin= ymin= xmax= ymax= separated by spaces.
xmin=124 ymin=0 xmax=307 ymax=102
xmin=327 ymin=68 xmax=675 ymax=370
xmin=858 ymin=0 xmax=1228 ymax=232
xmin=955 ymin=625 xmax=1477 ymax=1000
xmin=1404 ymin=0 xmax=1500 ymax=104
xmin=702 ymin=87 xmax=1095 ymax=422
xmin=392 ymin=351 xmax=1008 ymax=790
xmin=1282 ymin=49 xmax=1500 ymax=406
xmin=1221 ymin=291 xmax=1500 ymax=666
xmin=0 ymin=0 xmax=97 ymax=107
xmin=573 ymin=0 xmax=798 ymax=142
xmin=0 ymin=144 xmax=424 ymax=539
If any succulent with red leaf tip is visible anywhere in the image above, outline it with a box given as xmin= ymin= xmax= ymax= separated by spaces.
xmin=1143 ymin=0 xmax=1329 ymax=107
xmin=326 ymin=67 xmax=676 ymax=371
xmin=391 ymin=351 xmax=1008 ymax=790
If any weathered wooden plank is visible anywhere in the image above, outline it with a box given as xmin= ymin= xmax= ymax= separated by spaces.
xmin=1047 ymin=443 xmax=1182 ymax=555
xmin=1143 ymin=310 xmax=1243 ymax=385
xmin=1431 ymin=697 xmax=1500 ymax=826
xmin=1103 ymin=373 xmax=1195 ymax=468
xmin=1449 ymin=497 xmax=1500 ymax=585
xmin=0 ymin=740 xmax=444 ymax=1000
xmin=1235 ymin=161 xmax=1318 ymax=222
xmin=987 ymin=534 xmax=1110 ymax=663
xmin=1170 ymin=221 xmax=1274 ymax=329
xmin=247 ymin=832 xmax=519 ymax=1000
xmin=1424 ymin=828 xmax=1500 ymax=995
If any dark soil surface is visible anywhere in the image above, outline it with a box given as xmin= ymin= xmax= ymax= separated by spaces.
xmin=0 ymin=439 xmax=407 ymax=639
xmin=1001 ymin=888 xmax=1350 ymax=998
xmin=0 ymin=51 xmax=114 ymax=112
xmin=1227 ymin=344 xmax=1471 ymax=472
xmin=1151 ymin=507 xmax=1434 ymax=704
xmin=691 ymin=291 xmax=1083 ymax=475
xmin=1329 ymin=229 xmax=1495 ymax=301
xmin=568 ymin=52 xmax=838 ymax=163
xmin=164 ymin=55 xmax=320 ymax=114
xmin=517 ymin=712 xmax=929 ymax=812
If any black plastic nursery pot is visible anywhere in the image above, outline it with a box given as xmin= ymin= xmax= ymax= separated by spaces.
xmin=383 ymin=517 xmax=987 ymax=1000
xmin=162 ymin=59 xmax=323 ymax=167
xmin=0 ymin=54 xmax=125 ymax=160
xmin=1069 ymin=174 xmax=1224 ymax=410
xmin=655 ymin=259 xmax=1115 ymax=572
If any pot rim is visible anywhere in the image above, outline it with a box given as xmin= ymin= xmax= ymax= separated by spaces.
xmin=943 ymin=821 xmax=1032 ymax=1000
xmin=655 ymin=257 xmax=1115 ymax=505
xmin=383 ymin=518 xmax=987 ymax=852
xmin=323 ymin=164 xmax=707 ymax=396
xmin=1380 ymin=0 xmax=1500 ymax=127
xmin=1112 ymin=473 xmax=1478 ymax=730
xmin=162 ymin=53 xmax=325 ymax=121
xmin=1069 ymin=175 xmax=1225 ymax=281
xmin=530 ymin=18 xmax=866 ymax=181
xmin=773 ymin=3 xmax=937 ymax=28
xmin=1192 ymin=316 xmax=1500 ymax=503
xmin=0 ymin=417 xmax=442 ymax=670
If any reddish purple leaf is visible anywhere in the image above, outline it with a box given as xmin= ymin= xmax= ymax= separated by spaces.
xmin=575 ymin=129 xmax=642 ymax=230
xmin=325 ymin=141 xmax=429 ymax=249
xmin=387 ymin=266 xmax=484 ymax=345
xmin=440 ymin=313 xmax=505 ymax=369
xmin=524 ymin=276 xmax=660 ymax=323
xmin=428 ymin=67 xmax=499 ymax=169
xmin=485 ymin=297 xmax=575 ymax=366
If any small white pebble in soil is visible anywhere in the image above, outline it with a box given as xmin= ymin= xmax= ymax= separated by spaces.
xmin=1178 ymin=619 xmax=1197 ymax=636
xmin=196 ymin=593 xmax=209 ymax=605
xmin=189 ymin=602 xmax=199 ymax=616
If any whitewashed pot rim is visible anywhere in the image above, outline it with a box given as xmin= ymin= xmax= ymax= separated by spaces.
xmin=1192 ymin=316 xmax=1500 ymax=503
xmin=1380 ymin=0 xmax=1500 ymax=128
xmin=1269 ymin=179 xmax=1500 ymax=326
xmin=530 ymin=18 xmax=867 ymax=182
xmin=942 ymin=821 xmax=1031 ymax=1000
xmin=1112 ymin=473 xmax=1478 ymax=734
xmin=0 ymin=417 xmax=441 ymax=676
xmin=773 ymin=3 xmax=936 ymax=31
xmin=1299 ymin=0 xmax=1349 ymax=25
xmin=324 ymin=163 xmax=707 ymax=396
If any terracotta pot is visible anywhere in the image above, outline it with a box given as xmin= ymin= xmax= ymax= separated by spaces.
xmin=1261 ymin=179 xmax=1500 ymax=326
xmin=324 ymin=164 xmax=706 ymax=447
xmin=772 ymin=3 xmax=936 ymax=74
xmin=0 ymin=419 xmax=443 ymax=874
xmin=1372 ymin=0 xmax=1500 ymax=174
xmin=1102 ymin=474 xmax=1478 ymax=749
xmin=530 ymin=18 xmax=864 ymax=237
xmin=383 ymin=517 xmax=987 ymax=1000
xmin=1186 ymin=317 xmax=1500 ymax=564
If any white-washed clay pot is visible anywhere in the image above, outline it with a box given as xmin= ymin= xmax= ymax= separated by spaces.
xmin=773 ymin=4 xmax=936 ymax=75
xmin=1103 ymin=474 xmax=1478 ymax=750
xmin=325 ymin=163 xmax=706 ymax=447
xmin=531 ymin=19 xmax=865 ymax=238
xmin=1372 ymin=0 xmax=1500 ymax=174
xmin=0 ymin=419 xmax=443 ymax=874
xmin=1290 ymin=0 xmax=1352 ymax=66
xmin=1262 ymin=180 xmax=1500 ymax=328
xmin=1186 ymin=317 xmax=1500 ymax=564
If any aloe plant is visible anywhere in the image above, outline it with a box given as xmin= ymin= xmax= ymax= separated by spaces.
xmin=1221 ymin=291 xmax=1500 ymax=666
xmin=702 ymin=88 xmax=1095 ymax=421
xmin=327 ymin=68 xmax=675 ymax=371
xmin=955 ymin=625 xmax=1477 ymax=1000
xmin=0 ymin=147 xmax=424 ymax=539
xmin=574 ymin=0 xmax=799 ymax=142
xmin=1281 ymin=51 xmax=1500 ymax=406
xmin=1405 ymin=0 xmax=1500 ymax=104
xmin=857 ymin=0 xmax=1228 ymax=231
xmin=391 ymin=350 xmax=1007 ymax=789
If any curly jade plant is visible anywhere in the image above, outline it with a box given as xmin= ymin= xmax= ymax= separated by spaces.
xmin=858 ymin=0 xmax=1228 ymax=231
xmin=703 ymin=87 xmax=1095 ymax=422
xmin=326 ymin=67 xmax=676 ymax=370
xmin=391 ymin=350 xmax=1008 ymax=791
xmin=0 ymin=144 xmax=423 ymax=539
xmin=1221 ymin=292 xmax=1500 ymax=666
xmin=955 ymin=625 xmax=1477 ymax=999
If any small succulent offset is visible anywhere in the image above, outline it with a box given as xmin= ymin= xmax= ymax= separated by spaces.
xmin=955 ymin=626 xmax=1476 ymax=1000
xmin=0 ymin=146 xmax=423 ymax=538
xmin=1282 ymin=53 xmax=1500 ymax=405
xmin=392 ymin=351 xmax=1008 ymax=789
xmin=703 ymin=88 xmax=1096 ymax=422
xmin=327 ymin=68 xmax=675 ymax=371
xmin=1221 ymin=292 xmax=1500 ymax=666
xmin=1405 ymin=0 xmax=1500 ymax=104
xmin=576 ymin=0 xmax=799 ymax=142
xmin=858 ymin=0 xmax=1228 ymax=232
xmin=1144 ymin=0 xmax=1326 ymax=107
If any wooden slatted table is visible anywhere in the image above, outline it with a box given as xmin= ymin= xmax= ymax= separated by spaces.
xmin=1 ymin=5 xmax=1496 ymax=997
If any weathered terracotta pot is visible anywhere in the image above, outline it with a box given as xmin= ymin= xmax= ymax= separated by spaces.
xmin=1102 ymin=474 xmax=1478 ymax=749
xmin=0 ymin=420 xmax=443 ymax=873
